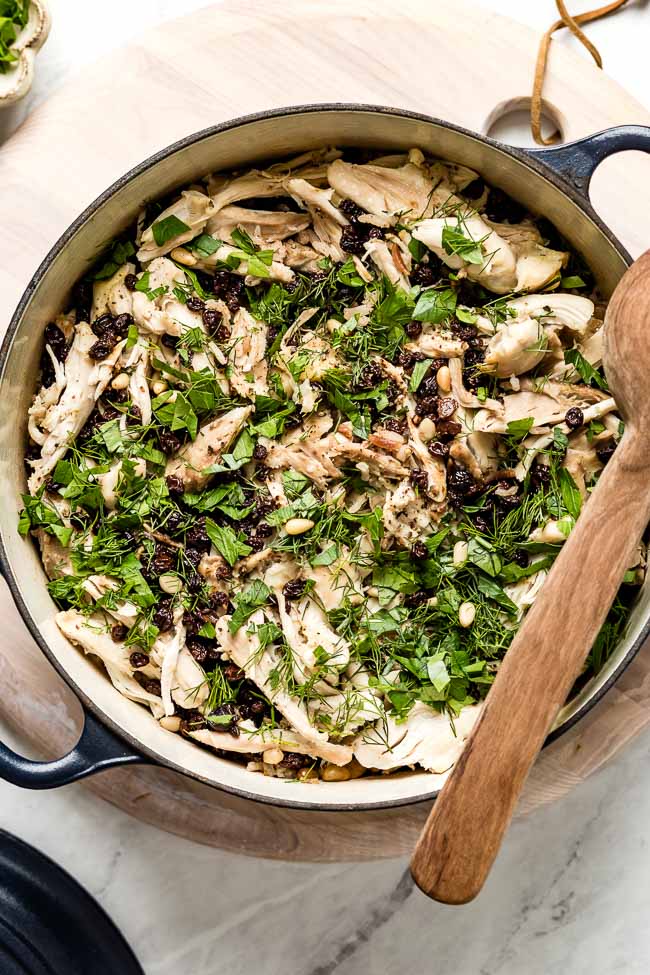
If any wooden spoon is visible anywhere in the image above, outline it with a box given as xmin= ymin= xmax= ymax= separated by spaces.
xmin=410 ymin=250 xmax=650 ymax=904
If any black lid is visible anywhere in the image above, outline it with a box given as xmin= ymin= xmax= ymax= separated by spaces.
xmin=0 ymin=830 xmax=143 ymax=974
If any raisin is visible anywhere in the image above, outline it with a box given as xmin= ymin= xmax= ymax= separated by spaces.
xmin=283 ymin=579 xmax=306 ymax=601
xmin=88 ymin=338 xmax=115 ymax=360
xmin=202 ymin=308 xmax=222 ymax=332
xmin=186 ymin=519 xmax=211 ymax=554
xmin=165 ymin=473 xmax=184 ymax=495
xmin=129 ymin=652 xmax=149 ymax=669
xmin=253 ymin=443 xmax=268 ymax=461
xmin=411 ymin=541 xmax=428 ymax=561
xmin=404 ymin=590 xmax=429 ymax=608
xmin=153 ymin=601 xmax=174 ymax=633
xmin=91 ymin=314 xmax=115 ymax=338
xmin=405 ymin=321 xmax=422 ymax=339
xmin=416 ymin=396 xmax=438 ymax=417
xmin=186 ymin=296 xmax=205 ymax=313
xmin=340 ymin=228 xmax=365 ymax=255
xmin=411 ymin=260 xmax=443 ymax=286
xmin=125 ymin=273 xmax=138 ymax=291
xmin=447 ymin=465 xmax=474 ymax=495
xmin=149 ymin=544 xmax=176 ymax=576
xmin=113 ymin=313 xmax=132 ymax=337
xmin=410 ymin=469 xmax=429 ymax=491
xmin=436 ymin=419 xmax=462 ymax=439
xmin=111 ymin=623 xmax=128 ymax=642
xmin=437 ymin=396 xmax=458 ymax=419
xmin=224 ymin=663 xmax=245 ymax=682
xmin=596 ymin=442 xmax=616 ymax=465
xmin=462 ymin=177 xmax=485 ymax=201
xmin=160 ymin=430 xmax=182 ymax=456
xmin=384 ymin=417 xmax=407 ymax=435
xmin=485 ymin=187 xmax=527 ymax=224
xmin=428 ymin=440 xmax=449 ymax=459
xmin=565 ymin=407 xmax=584 ymax=429
xmin=339 ymin=198 xmax=364 ymax=220
xmin=418 ymin=374 xmax=439 ymax=399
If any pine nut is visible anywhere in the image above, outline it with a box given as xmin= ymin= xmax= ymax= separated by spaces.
xmin=321 ymin=763 xmax=352 ymax=782
xmin=349 ymin=593 xmax=364 ymax=606
xmin=111 ymin=372 xmax=130 ymax=390
xmin=263 ymin=747 xmax=284 ymax=765
xmin=159 ymin=573 xmax=183 ymax=594
xmin=459 ymin=601 xmax=476 ymax=628
xmin=436 ymin=365 xmax=451 ymax=393
xmin=152 ymin=380 xmax=168 ymax=395
xmin=170 ymin=246 xmax=197 ymax=266
xmin=159 ymin=716 xmax=181 ymax=732
xmin=297 ymin=766 xmax=319 ymax=782
xmin=367 ymin=586 xmax=379 ymax=597
xmin=285 ymin=518 xmax=315 ymax=535
xmin=453 ymin=540 xmax=468 ymax=565
xmin=418 ymin=417 xmax=436 ymax=442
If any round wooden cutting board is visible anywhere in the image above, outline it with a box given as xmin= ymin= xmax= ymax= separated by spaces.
xmin=1 ymin=0 xmax=650 ymax=862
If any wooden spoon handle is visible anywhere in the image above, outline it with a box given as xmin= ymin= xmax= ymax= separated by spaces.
xmin=411 ymin=434 xmax=650 ymax=903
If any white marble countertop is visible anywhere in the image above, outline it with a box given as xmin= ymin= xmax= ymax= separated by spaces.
xmin=2 ymin=3 xmax=650 ymax=973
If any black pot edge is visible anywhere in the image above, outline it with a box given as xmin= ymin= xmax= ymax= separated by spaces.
xmin=0 ymin=102 xmax=646 ymax=813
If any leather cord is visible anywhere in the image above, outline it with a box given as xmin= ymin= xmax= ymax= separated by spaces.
xmin=532 ymin=0 xmax=631 ymax=145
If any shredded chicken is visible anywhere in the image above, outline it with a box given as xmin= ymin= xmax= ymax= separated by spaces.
xmin=23 ymin=145 xmax=633 ymax=786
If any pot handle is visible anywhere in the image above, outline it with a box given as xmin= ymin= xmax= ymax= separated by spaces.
xmin=0 ymin=709 xmax=146 ymax=789
xmin=526 ymin=124 xmax=650 ymax=199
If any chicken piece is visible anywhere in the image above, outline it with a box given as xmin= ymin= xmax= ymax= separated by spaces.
xmin=264 ymin=437 xmax=341 ymax=490
xmin=91 ymin=264 xmax=135 ymax=320
xmin=449 ymin=432 xmax=499 ymax=479
xmin=364 ymin=240 xmax=411 ymax=291
xmin=406 ymin=327 xmax=466 ymax=359
xmin=36 ymin=530 xmax=73 ymax=579
xmin=96 ymin=456 xmax=147 ymax=510
xmin=226 ymin=308 xmax=268 ymax=399
xmin=28 ymin=324 xmax=124 ymax=492
xmin=28 ymin=355 xmax=67 ymax=446
xmin=329 ymin=438 xmax=409 ymax=481
xmin=482 ymin=315 xmax=549 ymax=377
xmin=132 ymin=258 xmax=204 ymax=337
xmin=149 ymin=605 xmax=208 ymax=715
xmin=407 ymin=417 xmax=446 ymax=502
xmin=310 ymin=551 xmax=365 ymax=610
xmin=81 ymin=575 xmax=139 ymax=628
xmin=207 ymin=205 xmax=310 ymax=242
xmin=194 ymin=242 xmax=294 ymax=283
xmin=281 ymin=238 xmax=324 ymax=271
xmin=209 ymin=171 xmax=286 ymax=212
xmin=215 ymin=611 xmax=333 ymax=749
xmin=381 ymin=480 xmax=434 ymax=546
xmin=285 ymin=177 xmax=348 ymax=226
xmin=104 ymin=663 xmax=165 ymax=720
xmin=137 ymin=190 xmax=214 ymax=262
xmin=56 ymin=609 xmax=150 ymax=677
xmin=309 ymin=664 xmax=384 ymax=736
xmin=354 ymin=702 xmax=481 ymax=773
xmin=328 ymin=158 xmax=438 ymax=222
xmin=165 ymin=405 xmax=253 ymax=491
xmin=508 ymin=293 xmax=595 ymax=334
xmin=448 ymin=357 xmax=501 ymax=413
xmin=562 ymin=430 xmax=604 ymax=498
xmin=124 ymin=338 xmax=152 ymax=426
xmin=412 ymin=215 xmax=566 ymax=294
xmin=188 ymin=723 xmax=353 ymax=766
xmin=504 ymin=567 xmax=548 ymax=617
xmin=277 ymin=594 xmax=350 ymax=685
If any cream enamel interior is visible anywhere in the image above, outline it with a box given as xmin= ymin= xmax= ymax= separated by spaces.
xmin=2 ymin=108 xmax=647 ymax=809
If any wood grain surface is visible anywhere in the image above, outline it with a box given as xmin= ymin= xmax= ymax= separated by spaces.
xmin=412 ymin=252 xmax=650 ymax=900
xmin=0 ymin=0 xmax=649 ymax=861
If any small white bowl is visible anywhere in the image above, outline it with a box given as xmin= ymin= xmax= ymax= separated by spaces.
xmin=0 ymin=0 xmax=50 ymax=107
